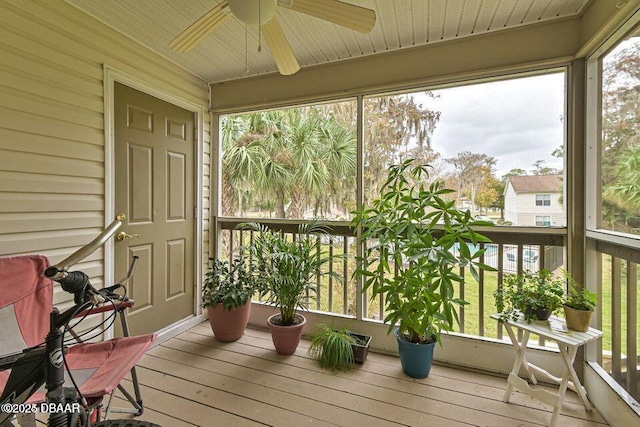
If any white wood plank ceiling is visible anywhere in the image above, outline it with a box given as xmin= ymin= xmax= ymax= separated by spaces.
xmin=66 ymin=0 xmax=592 ymax=83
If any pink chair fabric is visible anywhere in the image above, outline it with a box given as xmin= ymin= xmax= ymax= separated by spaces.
xmin=0 ymin=255 xmax=155 ymax=403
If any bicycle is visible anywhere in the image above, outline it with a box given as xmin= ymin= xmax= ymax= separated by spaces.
xmin=0 ymin=217 xmax=161 ymax=427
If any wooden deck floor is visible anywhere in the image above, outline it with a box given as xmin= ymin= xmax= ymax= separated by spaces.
xmin=109 ymin=322 xmax=608 ymax=427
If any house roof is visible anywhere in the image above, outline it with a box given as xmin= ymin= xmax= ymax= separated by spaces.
xmin=506 ymin=174 xmax=563 ymax=193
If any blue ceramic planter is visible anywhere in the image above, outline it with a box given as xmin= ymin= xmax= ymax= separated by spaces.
xmin=395 ymin=329 xmax=436 ymax=379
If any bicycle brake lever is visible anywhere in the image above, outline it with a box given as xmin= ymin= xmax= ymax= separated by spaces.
xmin=93 ymin=287 xmax=129 ymax=305
xmin=89 ymin=290 xmax=106 ymax=305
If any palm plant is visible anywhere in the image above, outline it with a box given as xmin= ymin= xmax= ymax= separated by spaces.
xmin=221 ymin=107 xmax=356 ymax=219
xmin=317 ymin=116 xmax=357 ymax=216
xmin=242 ymin=221 xmax=338 ymax=325
xmin=286 ymin=110 xmax=325 ymax=217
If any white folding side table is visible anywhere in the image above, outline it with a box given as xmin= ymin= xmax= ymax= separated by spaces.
xmin=491 ymin=314 xmax=603 ymax=427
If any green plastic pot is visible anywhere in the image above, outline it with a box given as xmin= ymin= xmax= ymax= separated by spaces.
xmin=395 ymin=329 xmax=436 ymax=379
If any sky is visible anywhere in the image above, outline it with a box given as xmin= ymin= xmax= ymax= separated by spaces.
xmin=413 ymin=72 xmax=566 ymax=178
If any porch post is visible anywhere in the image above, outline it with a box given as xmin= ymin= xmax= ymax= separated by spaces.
xmin=211 ymin=112 xmax=222 ymax=260
xmin=567 ymin=58 xmax=587 ymax=378
xmin=355 ymin=94 xmax=365 ymax=322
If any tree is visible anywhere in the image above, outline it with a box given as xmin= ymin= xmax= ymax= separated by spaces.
xmin=531 ymin=159 xmax=559 ymax=175
xmin=446 ymin=151 xmax=497 ymax=212
xmin=476 ymin=175 xmax=503 ymax=214
xmin=363 ymin=93 xmax=442 ymax=203
xmin=604 ymin=146 xmax=640 ymax=217
xmin=600 ymin=37 xmax=640 ymax=233
xmin=316 ymin=113 xmax=357 ymax=216
xmin=221 ymin=111 xmax=290 ymax=217
xmin=219 ymin=115 xmax=263 ymax=216
xmin=221 ymin=105 xmax=356 ymax=219
xmin=502 ymin=168 xmax=527 ymax=180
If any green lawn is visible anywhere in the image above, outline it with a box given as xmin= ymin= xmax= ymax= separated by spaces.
xmin=316 ymin=254 xmax=638 ymax=355
xmin=224 ymin=229 xmax=638 ymax=355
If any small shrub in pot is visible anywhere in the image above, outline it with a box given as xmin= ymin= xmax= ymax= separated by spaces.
xmin=202 ymin=254 xmax=255 ymax=342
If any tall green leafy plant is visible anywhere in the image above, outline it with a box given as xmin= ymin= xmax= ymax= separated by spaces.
xmin=242 ymin=221 xmax=338 ymax=326
xmin=352 ymin=159 xmax=494 ymax=344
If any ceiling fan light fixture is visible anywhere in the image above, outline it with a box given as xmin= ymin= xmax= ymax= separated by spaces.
xmin=228 ymin=0 xmax=277 ymax=26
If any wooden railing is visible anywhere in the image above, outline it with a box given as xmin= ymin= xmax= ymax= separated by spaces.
xmin=215 ymin=217 xmax=567 ymax=342
xmin=593 ymin=239 xmax=639 ymax=402
xmin=216 ymin=218 xmax=356 ymax=316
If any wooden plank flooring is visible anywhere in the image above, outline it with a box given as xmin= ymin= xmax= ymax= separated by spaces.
xmin=107 ymin=322 xmax=608 ymax=427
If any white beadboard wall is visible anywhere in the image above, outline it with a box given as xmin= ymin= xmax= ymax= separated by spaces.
xmin=0 ymin=0 xmax=210 ymax=311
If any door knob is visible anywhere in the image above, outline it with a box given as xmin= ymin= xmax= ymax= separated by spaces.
xmin=116 ymin=231 xmax=141 ymax=241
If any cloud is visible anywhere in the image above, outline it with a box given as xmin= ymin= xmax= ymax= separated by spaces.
xmin=416 ymin=73 xmax=565 ymax=176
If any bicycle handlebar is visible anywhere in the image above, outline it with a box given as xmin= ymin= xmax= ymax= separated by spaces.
xmin=55 ymin=271 xmax=90 ymax=295
xmin=45 ymin=218 xmax=123 ymax=280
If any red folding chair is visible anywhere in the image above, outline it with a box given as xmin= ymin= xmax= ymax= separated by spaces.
xmin=0 ymin=255 xmax=155 ymax=422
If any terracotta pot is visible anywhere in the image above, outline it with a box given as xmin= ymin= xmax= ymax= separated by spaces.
xmin=563 ymin=305 xmax=593 ymax=332
xmin=267 ymin=313 xmax=306 ymax=355
xmin=207 ymin=300 xmax=251 ymax=342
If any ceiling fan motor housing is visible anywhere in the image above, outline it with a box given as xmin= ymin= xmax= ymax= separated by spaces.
xmin=228 ymin=0 xmax=278 ymax=26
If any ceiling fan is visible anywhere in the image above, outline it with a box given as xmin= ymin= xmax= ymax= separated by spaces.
xmin=169 ymin=0 xmax=376 ymax=76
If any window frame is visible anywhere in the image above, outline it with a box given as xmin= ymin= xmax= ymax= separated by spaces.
xmin=585 ymin=14 xmax=640 ymax=246
xmin=535 ymin=194 xmax=552 ymax=207
xmin=583 ymin=9 xmax=640 ymax=415
xmin=535 ymin=215 xmax=552 ymax=226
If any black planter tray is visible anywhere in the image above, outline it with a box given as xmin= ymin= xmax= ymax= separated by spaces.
xmin=348 ymin=332 xmax=372 ymax=364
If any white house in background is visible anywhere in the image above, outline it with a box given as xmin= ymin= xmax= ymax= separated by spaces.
xmin=503 ymin=175 xmax=565 ymax=227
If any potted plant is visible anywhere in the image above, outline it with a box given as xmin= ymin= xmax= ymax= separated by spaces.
xmin=308 ymin=324 xmax=356 ymax=370
xmin=202 ymin=253 xmax=255 ymax=342
xmin=494 ymin=269 xmax=564 ymax=324
xmin=308 ymin=324 xmax=372 ymax=369
xmin=563 ymin=275 xmax=597 ymax=332
xmin=243 ymin=221 xmax=337 ymax=355
xmin=351 ymin=160 xmax=493 ymax=379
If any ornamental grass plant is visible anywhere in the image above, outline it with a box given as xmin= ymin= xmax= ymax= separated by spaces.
xmin=308 ymin=324 xmax=356 ymax=371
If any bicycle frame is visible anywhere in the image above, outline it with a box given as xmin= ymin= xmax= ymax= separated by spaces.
xmin=0 ymin=217 xmax=125 ymax=426
xmin=0 ymin=302 xmax=95 ymax=425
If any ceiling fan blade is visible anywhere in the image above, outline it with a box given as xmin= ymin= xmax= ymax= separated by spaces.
xmin=169 ymin=0 xmax=230 ymax=52
xmin=261 ymin=17 xmax=300 ymax=75
xmin=278 ymin=0 xmax=376 ymax=34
